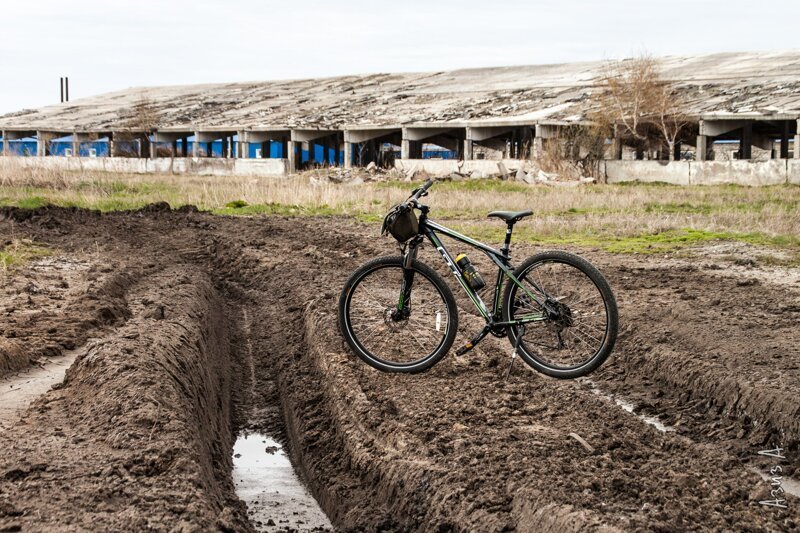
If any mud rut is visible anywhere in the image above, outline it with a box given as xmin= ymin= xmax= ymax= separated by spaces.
xmin=0 ymin=205 xmax=798 ymax=531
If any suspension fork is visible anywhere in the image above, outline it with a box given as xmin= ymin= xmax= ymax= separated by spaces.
xmin=397 ymin=237 xmax=422 ymax=315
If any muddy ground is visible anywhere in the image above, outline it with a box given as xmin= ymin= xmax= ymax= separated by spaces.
xmin=0 ymin=205 xmax=798 ymax=531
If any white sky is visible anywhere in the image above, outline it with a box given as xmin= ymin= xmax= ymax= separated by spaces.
xmin=1 ymin=0 xmax=799 ymax=114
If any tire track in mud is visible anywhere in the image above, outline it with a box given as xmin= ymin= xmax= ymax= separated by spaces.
xmin=209 ymin=215 xmax=799 ymax=530
xmin=0 ymin=207 xmax=798 ymax=530
xmin=588 ymin=261 xmax=800 ymax=476
xmin=1 ymin=265 xmax=250 ymax=529
xmin=0 ymin=209 xmax=253 ymax=530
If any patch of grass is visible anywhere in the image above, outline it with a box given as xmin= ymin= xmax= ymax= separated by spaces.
xmin=1 ymin=165 xmax=799 ymax=258
xmin=225 ymin=199 xmax=249 ymax=209
xmin=16 ymin=196 xmax=50 ymax=209
xmin=0 ymin=239 xmax=52 ymax=271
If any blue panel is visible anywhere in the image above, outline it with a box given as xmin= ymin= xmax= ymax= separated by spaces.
xmin=4 ymin=140 xmax=37 ymax=156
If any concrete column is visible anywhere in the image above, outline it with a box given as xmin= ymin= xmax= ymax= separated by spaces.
xmin=172 ymin=139 xmax=178 ymax=157
xmin=2 ymin=131 xmax=8 ymax=156
xmin=36 ymin=132 xmax=50 ymax=157
xmin=149 ymin=136 xmax=156 ymax=159
xmin=192 ymin=137 xmax=199 ymax=158
xmin=344 ymin=141 xmax=353 ymax=169
xmin=287 ymin=140 xmax=298 ymax=171
xmin=220 ymin=137 xmax=227 ymax=159
xmin=463 ymin=139 xmax=473 ymax=160
xmin=238 ymin=132 xmax=248 ymax=159
xmin=532 ymin=137 xmax=544 ymax=159
xmin=109 ymin=137 xmax=115 ymax=158
xmin=401 ymin=139 xmax=410 ymax=160
xmin=696 ymin=135 xmax=708 ymax=162
xmin=72 ymin=135 xmax=79 ymax=158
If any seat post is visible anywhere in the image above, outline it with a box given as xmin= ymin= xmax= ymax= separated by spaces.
xmin=501 ymin=223 xmax=514 ymax=256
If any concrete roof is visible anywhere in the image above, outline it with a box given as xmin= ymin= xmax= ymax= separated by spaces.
xmin=2 ymin=50 xmax=799 ymax=133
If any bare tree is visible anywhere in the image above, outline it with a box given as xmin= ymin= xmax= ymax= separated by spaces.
xmin=652 ymin=80 xmax=691 ymax=161
xmin=117 ymin=95 xmax=161 ymax=157
xmin=593 ymin=54 xmax=689 ymax=160
xmin=119 ymin=95 xmax=161 ymax=133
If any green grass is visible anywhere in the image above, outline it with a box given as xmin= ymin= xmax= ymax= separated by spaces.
xmin=0 ymin=180 xmax=181 ymax=212
xmin=0 ymin=240 xmax=52 ymax=271
xmin=1 ymin=170 xmax=799 ymax=260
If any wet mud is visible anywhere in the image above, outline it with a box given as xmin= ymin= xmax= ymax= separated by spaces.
xmin=0 ymin=205 xmax=798 ymax=531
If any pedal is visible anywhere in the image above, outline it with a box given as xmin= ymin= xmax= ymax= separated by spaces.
xmin=455 ymin=325 xmax=491 ymax=357
xmin=455 ymin=342 xmax=474 ymax=357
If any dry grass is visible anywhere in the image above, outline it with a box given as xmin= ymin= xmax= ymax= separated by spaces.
xmin=0 ymin=160 xmax=798 ymax=254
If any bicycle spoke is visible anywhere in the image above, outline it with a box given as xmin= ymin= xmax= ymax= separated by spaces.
xmin=346 ymin=264 xmax=450 ymax=366
xmin=511 ymin=259 xmax=609 ymax=370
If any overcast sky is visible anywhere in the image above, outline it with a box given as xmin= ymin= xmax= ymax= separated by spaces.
xmin=1 ymin=0 xmax=799 ymax=114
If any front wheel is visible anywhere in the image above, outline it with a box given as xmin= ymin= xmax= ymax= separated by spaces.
xmin=502 ymin=251 xmax=618 ymax=379
xmin=338 ymin=256 xmax=458 ymax=373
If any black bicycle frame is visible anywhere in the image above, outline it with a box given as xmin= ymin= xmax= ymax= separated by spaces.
xmin=403 ymin=215 xmax=550 ymax=329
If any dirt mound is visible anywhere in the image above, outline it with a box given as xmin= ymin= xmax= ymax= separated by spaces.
xmin=0 ymin=206 xmax=798 ymax=530
xmin=0 ymin=263 xmax=250 ymax=530
xmin=0 ymin=254 xmax=133 ymax=379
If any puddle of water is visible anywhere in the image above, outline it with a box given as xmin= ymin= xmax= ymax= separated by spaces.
xmin=611 ymin=396 xmax=674 ymax=433
xmin=232 ymin=433 xmax=332 ymax=532
xmin=584 ymin=381 xmax=674 ymax=433
xmin=0 ymin=352 xmax=78 ymax=431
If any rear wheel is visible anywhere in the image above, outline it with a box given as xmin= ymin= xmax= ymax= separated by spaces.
xmin=338 ymin=256 xmax=458 ymax=373
xmin=502 ymin=251 xmax=618 ymax=379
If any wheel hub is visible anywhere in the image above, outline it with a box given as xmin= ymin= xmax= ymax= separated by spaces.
xmin=546 ymin=300 xmax=573 ymax=328
xmin=386 ymin=308 xmax=409 ymax=330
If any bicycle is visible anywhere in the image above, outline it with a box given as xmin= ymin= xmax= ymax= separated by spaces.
xmin=338 ymin=179 xmax=618 ymax=378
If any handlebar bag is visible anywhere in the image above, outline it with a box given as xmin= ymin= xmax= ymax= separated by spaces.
xmin=381 ymin=204 xmax=419 ymax=242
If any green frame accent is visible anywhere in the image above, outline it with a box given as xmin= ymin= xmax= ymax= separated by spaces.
xmin=418 ymin=218 xmax=548 ymax=328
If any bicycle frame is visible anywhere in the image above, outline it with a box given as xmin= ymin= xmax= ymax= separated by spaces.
xmin=401 ymin=213 xmax=550 ymax=330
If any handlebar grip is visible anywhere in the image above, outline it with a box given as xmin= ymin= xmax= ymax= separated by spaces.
xmin=410 ymin=179 xmax=434 ymax=201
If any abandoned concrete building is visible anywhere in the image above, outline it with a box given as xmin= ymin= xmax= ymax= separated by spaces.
xmin=1 ymin=50 xmax=799 ymax=184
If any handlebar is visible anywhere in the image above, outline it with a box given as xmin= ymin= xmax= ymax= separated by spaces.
xmin=409 ymin=179 xmax=434 ymax=203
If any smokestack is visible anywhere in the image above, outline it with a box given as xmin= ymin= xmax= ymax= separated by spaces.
xmin=60 ymin=77 xmax=64 ymax=103
xmin=65 ymin=77 xmax=69 ymax=102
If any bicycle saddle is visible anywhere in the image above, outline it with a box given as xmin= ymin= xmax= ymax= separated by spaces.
xmin=487 ymin=210 xmax=533 ymax=223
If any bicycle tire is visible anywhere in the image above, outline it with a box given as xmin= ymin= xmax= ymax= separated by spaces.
xmin=338 ymin=256 xmax=459 ymax=373
xmin=502 ymin=250 xmax=618 ymax=379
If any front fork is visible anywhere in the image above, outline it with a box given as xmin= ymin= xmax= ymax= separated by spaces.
xmin=395 ymin=237 xmax=422 ymax=318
